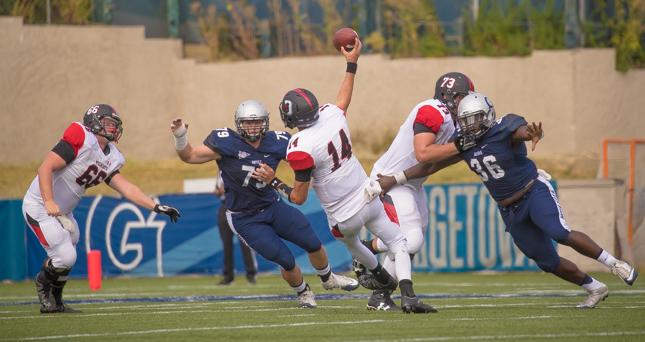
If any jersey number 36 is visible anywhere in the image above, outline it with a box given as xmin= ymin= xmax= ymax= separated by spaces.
xmin=470 ymin=156 xmax=505 ymax=182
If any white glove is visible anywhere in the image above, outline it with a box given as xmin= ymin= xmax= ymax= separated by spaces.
xmin=363 ymin=178 xmax=382 ymax=202
xmin=57 ymin=215 xmax=76 ymax=234
xmin=537 ymin=168 xmax=552 ymax=181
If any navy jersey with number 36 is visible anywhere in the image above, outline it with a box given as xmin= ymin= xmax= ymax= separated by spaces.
xmin=459 ymin=114 xmax=538 ymax=201
xmin=204 ymin=128 xmax=291 ymax=212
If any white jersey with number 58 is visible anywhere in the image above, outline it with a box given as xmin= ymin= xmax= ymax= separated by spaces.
xmin=23 ymin=122 xmax=125 ymax=214
xmin=286 ymin=104 xmax=367 ymax=223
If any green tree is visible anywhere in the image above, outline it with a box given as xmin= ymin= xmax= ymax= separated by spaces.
xmin=462 ymin=0 xmax=531 ymax=56
xmin=530 ymin=0 xmax=565 ymax=49
xmin=584 ymin=0 xmax=645 ymax=71
xmin=7 ymin=0 xmax=92 ymax=24
xmin=382 ymin=0 xmax=446 ymax=58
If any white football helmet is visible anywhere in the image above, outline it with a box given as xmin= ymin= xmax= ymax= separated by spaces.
xmin=456 ymin=92 xmax=496 ymax=140
xmin=235 ymin=100 xmax=269 ymax=142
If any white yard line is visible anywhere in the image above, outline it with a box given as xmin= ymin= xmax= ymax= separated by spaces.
xmin=352 ymin=330 xmax=645 ymax=342
xmin=0 ymin=304 xmax=355 ymax=320
xmin=4 ymin=319 xmax=392 ymax=341
xmin=450 ymin=315 xmax=558 ymax=321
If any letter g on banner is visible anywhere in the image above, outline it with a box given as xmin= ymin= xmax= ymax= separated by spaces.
xmin=84 ymin=196 xmax=168 ymax=276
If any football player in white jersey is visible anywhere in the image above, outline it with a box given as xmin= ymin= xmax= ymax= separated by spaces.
xmin=253 ymin=38 xmax=436 ymax=313
xmin=22 ymin=104 xmax=180 ymax=313
xmin=359 ymin=72 xmax=475 ymax=309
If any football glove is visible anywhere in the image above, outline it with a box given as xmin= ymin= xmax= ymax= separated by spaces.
xmin=57 ymin=215 xmax=77 ymax=234
xmin=454 ymin=135 xmax=476 ymax=153
xmin=154 ymin=204 xmax=181 ymax=223
xmin=363 ymin=178 xmax=382 ymax=202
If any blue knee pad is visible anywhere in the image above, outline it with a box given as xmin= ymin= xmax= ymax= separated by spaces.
xmin=535 ymin=255 xmax=560 ymax=273
xmin=260 ymin=243 xmax=296 ymax=271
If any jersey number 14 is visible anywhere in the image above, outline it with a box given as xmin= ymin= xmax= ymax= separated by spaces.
xmin=327 ymin=129 xmax=352 ymax=172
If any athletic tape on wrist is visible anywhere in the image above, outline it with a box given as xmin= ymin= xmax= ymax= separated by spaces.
xmin=173 ymin=125 xmax=188 ymax=151
xmin=393 ymin=171 xmax=407 ymax=185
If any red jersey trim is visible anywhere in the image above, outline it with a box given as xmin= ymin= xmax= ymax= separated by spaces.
xmin=413 ymin=105 xmax=444 ymax=134
xmin=287 ymin=151 xmax=315 ymax=171
xmin=61 ymin=123 xmax=86 ymax=158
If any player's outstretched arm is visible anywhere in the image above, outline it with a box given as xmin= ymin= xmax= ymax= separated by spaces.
xmin=413 ymin=133 xmax=461 ymax=163
xmin=171 ymin=118 xmax=220 ymax=163
xmin=251 ymin=163 xmax=309 ymax=205
xmin=376 ymin=155 xmax=462 ymax=193
xmin=512 ymin=122 xmax=543 ymax=151
xmin=108 ymin=174 xmax=180 ymax=222
xmin=335 ymin=37 xmax=362 ymax=113
xmin=37 ymin=151 xmax=67 ymax=216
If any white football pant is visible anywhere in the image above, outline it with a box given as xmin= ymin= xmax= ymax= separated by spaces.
xmin=331 ymin=197 xmax=412 ymax=281
xmin=22 ymin=201 xmax=79 ymax=269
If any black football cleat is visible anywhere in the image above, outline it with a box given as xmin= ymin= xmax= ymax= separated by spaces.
xmin=367 ymin=289 xmax=400 ymax=311
xmin=401 ymin=296 xmax=438 ymax=314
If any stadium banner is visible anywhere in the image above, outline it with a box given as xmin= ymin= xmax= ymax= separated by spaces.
xmin=18 ymin=182 xmax=542 ymax=280
xmin=0 ymin=199 xmax=28 ymax=280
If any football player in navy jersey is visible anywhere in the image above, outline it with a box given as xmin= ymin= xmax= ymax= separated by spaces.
xmin=170 ymin=100 xmax=358 ymax=308
xmin=374 ymin=92 xmax=638 ymax=309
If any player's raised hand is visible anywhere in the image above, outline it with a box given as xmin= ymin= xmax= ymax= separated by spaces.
xmin=44 ymin=199 xmax=62 ymax=217
xmin=376 ymin=173 xmax=397 ymax=194
xmin=342 ymin=37 xmax=362 ymax=63
xmin=171 ymin=118 xmax=188 ymax=137
xmin=252 ymin=163 xmax=275 ymax=183
xmin=526 ymin=122 xmax=543 ymax=151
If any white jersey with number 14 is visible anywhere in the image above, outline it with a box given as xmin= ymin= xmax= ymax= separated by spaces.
xmin=286 ymin=104 xmax=367 ymax=223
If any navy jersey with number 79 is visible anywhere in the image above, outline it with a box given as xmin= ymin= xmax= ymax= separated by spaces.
xmin=203 ymin=128 xmax=291 ymax=212
xmin=458 ymin=114 xmax=538 ymax=202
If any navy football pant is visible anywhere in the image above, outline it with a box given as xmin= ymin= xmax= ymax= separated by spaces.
xmin=226 ymin=199 xmax=322 ymax=271
xmin=499 ymin=177 xmax=571 ymax=273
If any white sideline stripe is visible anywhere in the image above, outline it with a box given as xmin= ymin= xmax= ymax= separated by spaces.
xmin=3 ymin=289 xmax=645 ymax=302
xmin=0 ymin=305 xmax=355 ymax=320
xmin=3 ymin=301 xmax=641 ymax=316
xmin=8 ymin=319 xmax=390 ymax=341
xmin=450 ymin=315 xmax=558 ymax=321
xmin=353 ymin=330 xmax=645 ymax=342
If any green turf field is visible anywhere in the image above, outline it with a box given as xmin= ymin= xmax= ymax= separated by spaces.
xmin=1 ymin=272 xmax=644 ymax=341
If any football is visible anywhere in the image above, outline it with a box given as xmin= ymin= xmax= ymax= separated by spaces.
xmin=333 ymin=27 xmax=358 ymax=52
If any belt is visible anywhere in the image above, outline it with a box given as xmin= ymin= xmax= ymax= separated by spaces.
xmin=498 ymin=179 xmax=535 ymax=207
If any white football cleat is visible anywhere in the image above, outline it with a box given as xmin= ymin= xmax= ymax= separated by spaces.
xmin=610 ymin=260 xmax=638 ymax=286
xmin=297 ymin=288 xmax=317 ymax=308
xmin=576 ymin=284 xmax=609 ymax=309
xmin=322 ymin=273 xmax=359 ymax=291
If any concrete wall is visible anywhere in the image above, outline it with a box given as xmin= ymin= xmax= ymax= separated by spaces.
xmin=557 ymin=179 xmax=620 ymax=271
xmin=2 ymin=16 xmax=645 ymax=164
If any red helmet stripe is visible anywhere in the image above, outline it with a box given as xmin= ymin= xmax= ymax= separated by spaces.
xmin=293 ymin=88 xmax=314 ymax=109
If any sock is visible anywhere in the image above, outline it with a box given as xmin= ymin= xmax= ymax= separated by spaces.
xmin=581 ymin=277 xmax=605 ymax=292
xmin=316 ymin=264 xmax=332 ymax=283
xmin=292 ymin=281 xmax=308 ymax=295
xmin=399 ymin=279 xmax=415 ymax=297
xmin=369 ymin=264 xmax=391 ymax=284
xmin=361 ymin=239 xmax=379 ymax=255
xmin=597 ymin=250 xmax=618 ymax=268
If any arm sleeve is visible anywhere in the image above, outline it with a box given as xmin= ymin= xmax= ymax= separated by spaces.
xmin=294 ymin=168 xmax=313 ymax=182
xmin=59 ymin=123 xmax=86 ymax=160
xmin=502 ymin=114 xmax=528 ymax=134
xmin=51 ymin=140 xmax=76 ymax=164
xmin=203 ymin=131 xmax=224 ymax=155
xmin=287 ymin=151 xmax=315 ymax=171
xmin=413 ymin=105 xmax=444 ymax=135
